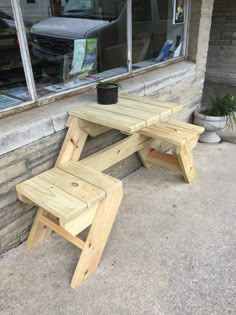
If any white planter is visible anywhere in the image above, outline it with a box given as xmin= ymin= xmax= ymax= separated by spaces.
xmin=194 ymin=109 xmax=227 ymax=143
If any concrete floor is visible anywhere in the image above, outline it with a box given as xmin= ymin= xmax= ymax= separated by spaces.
xmin=0 ymin=142 xmax=236 ymax=315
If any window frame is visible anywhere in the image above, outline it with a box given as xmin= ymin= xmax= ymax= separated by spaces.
xmin=1 ymin=0 xmax=189 ymax=118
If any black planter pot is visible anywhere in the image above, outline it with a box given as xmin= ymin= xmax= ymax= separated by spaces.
xmin=96 ymin=83 xmax=118 ymax=105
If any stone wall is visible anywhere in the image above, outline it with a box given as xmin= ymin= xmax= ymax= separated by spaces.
xmin=0 ymin=0 xmax=215 ymax=255
xmin=206 ymin=0 xmax=236 ymax=84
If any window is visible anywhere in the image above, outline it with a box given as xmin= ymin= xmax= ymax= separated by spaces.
xmin=0 ymin=0 xmax=188 ymax=113
xmin=0 ymin=5 xmax=31 ymax=111
xmin=132 ymin=0 xmax=186 ymax=70
xmin=21 ymin=0 xmax=128 ymax=97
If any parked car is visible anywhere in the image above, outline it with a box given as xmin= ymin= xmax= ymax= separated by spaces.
xmin=30 ymin=0 xmax=176 ymax=73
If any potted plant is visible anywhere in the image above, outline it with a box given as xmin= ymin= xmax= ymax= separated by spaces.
xmin=96 ymin=81 xmax=119 ymax=105
xmin=193 ymin=92 xmax=236 ymax=143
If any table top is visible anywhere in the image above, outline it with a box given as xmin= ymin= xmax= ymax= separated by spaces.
xmin=69 ymin=94 xmax=183 ymax=134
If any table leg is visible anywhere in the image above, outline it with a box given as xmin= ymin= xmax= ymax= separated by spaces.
xmin=70 ymin=188 xmax=123 ymax=289
xmin=138 ymin=139 xmax=155 ymax=168
xmin=56 ymin=117 xmax=88 ymax=166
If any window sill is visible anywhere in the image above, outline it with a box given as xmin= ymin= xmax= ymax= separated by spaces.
xmin=0 ymin=61 xmax=196 ymax=156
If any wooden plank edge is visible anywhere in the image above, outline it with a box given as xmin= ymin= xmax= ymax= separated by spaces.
xmin=146 ymin=149 xmax=181 ymax=173
xmin=39 ymin=215 xmax=85 ymax=250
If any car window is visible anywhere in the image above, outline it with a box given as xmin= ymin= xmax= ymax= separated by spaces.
xmin=63 ymin=0 xmax=126 ymax=21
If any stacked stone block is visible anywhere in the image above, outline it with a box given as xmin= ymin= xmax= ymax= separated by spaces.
xmin=206 ymin=0 xmax=236 ymax=84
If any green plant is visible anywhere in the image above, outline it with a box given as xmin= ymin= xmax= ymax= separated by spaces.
xmin=205 ymin=92 xmax=236 ymax=129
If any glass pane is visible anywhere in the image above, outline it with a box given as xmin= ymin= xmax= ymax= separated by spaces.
xmin=20 ymin=0 xmax=128 ymax=98
xmin=132 ymin=0 xmax=186 ymax=70
xmin=0 ymin=3 xmax=32 ymax=111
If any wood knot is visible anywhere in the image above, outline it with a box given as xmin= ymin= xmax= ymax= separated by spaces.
xmin=70 ymin=138 xmax=79 ymax=148
xmin=72 ymin=182 xmax=79 ymax=187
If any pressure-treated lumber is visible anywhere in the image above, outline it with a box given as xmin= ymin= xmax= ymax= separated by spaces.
xmin=39 ymin=215 xmax=85 ymax=249
xmin=88 ymin=102 xmax=167 ymax=125
xmin=17 ymin=174 xmax=88 ymax=223
xmin=137 ymin=139 xmax=156 ymax=169
xmin=140 ymin=126 xmax=184 ymax=146
xmin=78 ymin=133 xmax=149 ymax=171
xmin=17 ymin=158 xmax=123 ymax=288
xmin=70 ymin=187 xmax=123 ymax=289
xmin=77 ymin=118 xmax=111 ymax=137
xmin=69 ymin=95 xmax=183 ymax=135
xmin=56 ymin=117 xmax=88 ymax=166
xmin=59 ymin=162 xmax=122 ymax=194
xmin=120 ymin=93 xmax=183 ymax=114
xmin=38 ymin=167 xmax=105 ymax=208
xmin=138 ymin=120 xmax=204 ymax=183
xmin=60 ymin=202 xmax=100 ymax=236
xmin=70 ymin=105 xmax=146 ymax=134
xmin=16 ymin=164 xmax=121 ymax=224
xmin=17 ymin=95 xmax=201 ymax=289
xmin=26 ymin=208 xmax=53 ymax=250
xmin=176 ymin=144 xmax=197 ymax=183
xmin=165 ymin=120 xmax=204 ymax=149
xmin=146 ymin=149 xmax=181 ymax=173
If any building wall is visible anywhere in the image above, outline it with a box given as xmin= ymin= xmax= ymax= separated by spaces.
xmin=206 ymin=0 xmax=236 ymax=84
xmin=0 ymin=0 xmax=215 ymax=255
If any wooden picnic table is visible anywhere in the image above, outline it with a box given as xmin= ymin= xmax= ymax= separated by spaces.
xmin=56 ymin=93 xmax=183 ymax=172
xmin=69 ymin=93 xmax=183 ymax=135
xmin=16 ymin=93 xmax=204 ymax=288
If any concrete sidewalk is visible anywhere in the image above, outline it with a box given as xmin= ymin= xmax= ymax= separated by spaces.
xmin=0 ymin=142 xmax=236 ymax=315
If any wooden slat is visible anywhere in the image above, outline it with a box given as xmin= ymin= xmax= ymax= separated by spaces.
xmin=16 ymin=176 xmax=87 ymax=222
xmin=70 ymin=106 xmax=146 ymax=134
xmin=39 ymin=215 xmax=85 ymax=249
xmin=139 ymin=126 xmax=186 ymax=146
xmin=38 ymin=168 xmax=105 ymax=208
xmin=176 ymin=144 xmax=197 ymax=183
xmin=56 ymin=117 xmax=88 ymax=166
xmin=154 ymin=122 xmax=198 ymax=142
xmin=61 ymin=202 xmax=99 ymax=236
xmin=77 ymin=118 xmax=111 ymax=137
xmin=59 ymin=162 xmax=122 ymax=195
xmin=166 ymin=120 xmax=205 ymax=134
xmin=120 ymin=93 xmax=183 ymax=113
xmin=88 ymin=103 xmax=160 ymax=125
xmin=146 ymin=149 xmax=181 ymax=173
xmin=66 ymin=116 xmax=72 ymax=128
xmin=116 ymin=98 xmax=172 ymax=121
xmin=78 ymin=133 xmax=149 ymax=172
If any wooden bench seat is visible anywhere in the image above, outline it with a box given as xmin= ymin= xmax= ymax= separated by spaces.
xmin=16 ymin=163 xmax=123 ymax=288
xmin=139 ymin=120 xmax=205 ymax=183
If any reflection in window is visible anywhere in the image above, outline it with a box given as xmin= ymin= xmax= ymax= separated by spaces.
xmin=0 ymin=7 xmax=31 ymax=111
xmin=20 ymin=0 xmax=128 ymax=98
xmin=132 ymin=0 xmax=186 ymax=70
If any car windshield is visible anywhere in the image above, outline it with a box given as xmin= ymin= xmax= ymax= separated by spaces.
xmin=62 ymin=0 xmax=126 ymax=21
xmin=0 ymin=10 xmax=13 ymax=20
